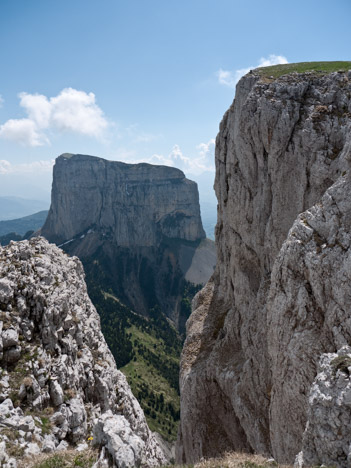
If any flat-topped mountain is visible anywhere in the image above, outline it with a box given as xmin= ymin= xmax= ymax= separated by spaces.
xmin=41 ymin=153 xmax=214 ymax=326
xmin=40 ymin=153 xmax=215 ymax=439
xmin=42 ymin=154 xmax=205 ymax=248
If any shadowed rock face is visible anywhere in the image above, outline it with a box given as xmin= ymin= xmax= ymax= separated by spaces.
xmin=177 ymin=69 xmax=351 ymax=465
xmin=42 ymin=154 xmax=205 ymax=248
xmin=41 ymin=154 xmax=214 ymax=327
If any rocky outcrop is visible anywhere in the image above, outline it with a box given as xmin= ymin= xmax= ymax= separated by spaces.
xmin=296 ymin=347 xmax=351 ymax=467
xmin=41 ymin=154 xmax=214 ymax=327
xmin=177 ymin=68 xmax=351 ymax=465
xmin=0 ymin=237 xmax=166 ymax=467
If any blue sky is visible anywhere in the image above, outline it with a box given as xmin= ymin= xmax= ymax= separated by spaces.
xmin=0 ymin=0 xmax=350 ymax=202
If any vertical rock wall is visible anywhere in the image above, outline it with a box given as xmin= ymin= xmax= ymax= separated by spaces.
xmin=177 ymin=69 xmax=351 ymax=464
xmin=42 ymin=154 xmax=205 ymax=247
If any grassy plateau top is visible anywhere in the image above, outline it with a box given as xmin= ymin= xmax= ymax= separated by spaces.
xmin=255 ymin=61 xmax=351 ymax=78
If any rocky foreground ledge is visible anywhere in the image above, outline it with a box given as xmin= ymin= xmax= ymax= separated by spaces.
xmin=0 ymin=237 xmax=166 ymax=467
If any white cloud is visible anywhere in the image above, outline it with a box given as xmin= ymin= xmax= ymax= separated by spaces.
xmin=0 ymin=88 xmax=109 ymax=147
xmin=0 ymin=95 xmax=4 ymax=108
xmin=196 ymin=139 xmax=215 ymax=167
xmin=50 ymin=88 xmax=108 ymax=137
xmin=0 ymin=118 xmax=48 ymax=147
xmin=0 ymin=159 xmax=54 ymax=174
xmin=0 ymin=160 xmax=11 ymax=174
xmin=19 ymin=92 xmax=51 ymax=128
xmin=124 ymin=139 xmax=216 ymax=175
xmin=217 ymin=54 xmax=289 ymax=89
xmin=217 ymin=69 xmax=239 ymax=89
xmin=257 ymin=54 xmax=288 ymax=68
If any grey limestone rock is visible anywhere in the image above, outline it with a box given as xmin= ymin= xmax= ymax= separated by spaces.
xmin=40 ymin=154 xmax=215 ymax=329
xmin=1 ymin=329 xmax=18 ymax=350
xmin=268 ymin=173 xmax=351 ymax=465
xmin=177 ymin=69 xmax=351 ymax=465
xmin=295 ymin=347 xmax=351 ymax=467
xmin=42 ymin=154 xmax=205 ymax=247
xmin=0 ymin=237 xmax=166 ymax=466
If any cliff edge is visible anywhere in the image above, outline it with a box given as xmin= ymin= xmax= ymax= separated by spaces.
xmin=177 ymin=64 xmax=351 ymax=467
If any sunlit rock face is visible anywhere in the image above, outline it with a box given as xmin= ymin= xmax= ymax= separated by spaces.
xmin=177 ymin=69 xmax=351 ymax=466
xmin=0 ymin=237 xmax=166 ymax=467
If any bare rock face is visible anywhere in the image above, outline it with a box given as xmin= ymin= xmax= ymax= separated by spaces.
xmin=268 ymin=173 xmax=351 ymax=465
xmin=41 ymin=154 xmax=214 ymax=327
xmin=0 ymin=238 xmax=166 ymax=467
xmin=177 ymin=69 xmax=351 ymax=465
xmin=42 ymin=154 xmax=205 ymax=248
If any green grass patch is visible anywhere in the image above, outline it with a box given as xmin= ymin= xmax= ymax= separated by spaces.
xmin=256 ymin=61 xmax=351 ymax=79
xmin=40 ymin=416 xmax=52 ymax=435
xmin=30 ymin=451 xmax=96 ymax=468
xmin=33 ymin=455 xmax=68 ymax=468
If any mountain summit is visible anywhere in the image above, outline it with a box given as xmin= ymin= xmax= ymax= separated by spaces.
xmin=41 ymin=153 xmax=215 ymax=327
xmin=42 ymin=153 xmax=205 ymax=247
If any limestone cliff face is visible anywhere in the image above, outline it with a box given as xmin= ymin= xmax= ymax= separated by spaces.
xmin=177 ymin=69 xmax=351 ymax=465
xmin=42 ymin=154 xmax=205 ymax=247
xmin=41 ymin=154 xmax=214 ymax=327
xmin=0 ymin=238 xmax=166 ymax=467
xmin=269 ymin=172 xmax=351 ymax=467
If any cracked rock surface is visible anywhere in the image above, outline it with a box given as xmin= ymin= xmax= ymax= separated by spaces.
xmin=0 ymin=237 xmax=165 ymax=467
xmin=177 ymin=69 xmax=351 ymax=466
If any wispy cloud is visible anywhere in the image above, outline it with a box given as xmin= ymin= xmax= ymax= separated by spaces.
xmin=0 ymin=159 xmax=54 ymax=174
xmin=0 ymin=88 xmax=109 ymax=147
xmin=217 ymin=54 xmax=289 ymax=89
xmin=124 ymin=139 xmax=216 ymax=175
xmin=0 ymin=95 xmax=4 ymax=108
xmin=257 ymin=55 xmax=289 ymax=68
xmin=126 ymin=124 xmax=162 ymax=143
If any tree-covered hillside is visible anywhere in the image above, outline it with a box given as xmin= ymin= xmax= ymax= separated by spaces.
xmin=84 ymin=254 xmax=201 ymax=440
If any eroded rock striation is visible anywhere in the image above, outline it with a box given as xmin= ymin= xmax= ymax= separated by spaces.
xmin=0 ymin=237 xmax=166 ymax=467
xmin=41 ymin=154 xmax=214 ymax=327
xmin=177 ymin=68 xmax=351 ymax=466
